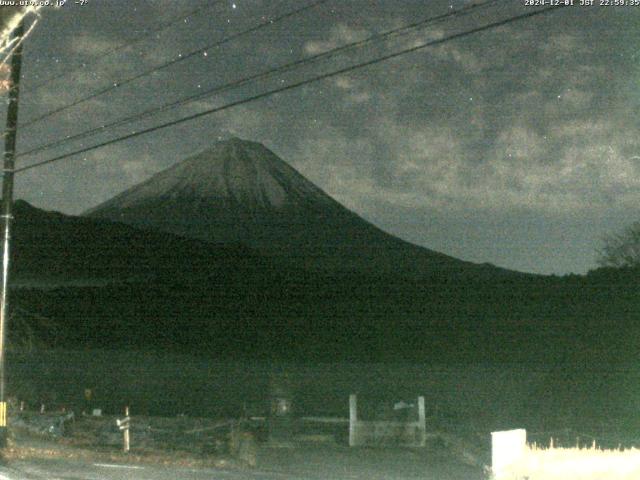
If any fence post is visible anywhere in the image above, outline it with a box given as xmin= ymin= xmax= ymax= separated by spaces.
xmin=117 ymin=406 xmax=131 ymax=453
xmin=123 ymin=406 xmax=130 ymax=453
xmin=417 ymin=396 xmax=426 ymax=446
xmin=491 ymin=428 xmax=526 ymax=479
xmin=349 ymin=394 xmax=357 ymax=447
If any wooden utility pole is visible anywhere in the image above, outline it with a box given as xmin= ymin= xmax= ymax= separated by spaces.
xmin=0 ymin=20 xmax=25 ymax=447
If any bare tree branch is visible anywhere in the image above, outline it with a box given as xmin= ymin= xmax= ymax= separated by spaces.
xmin=597 ymin=221 xmax=640 ymax=268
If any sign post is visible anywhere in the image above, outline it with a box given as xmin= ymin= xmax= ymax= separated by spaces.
xmin=491 ymin=428 xmax=527 ymax=479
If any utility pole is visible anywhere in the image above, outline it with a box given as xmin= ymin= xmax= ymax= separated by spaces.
xmin=0 ymin=20 xmax=25 ymax=447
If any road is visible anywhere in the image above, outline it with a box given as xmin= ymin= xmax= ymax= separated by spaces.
xmin=1 ymin=458 xmax=313 ymax=480
xmin=0 ymin=452 xmax=485 ymax=480
xmin=0 ymin=442 xmax=485 ymax=480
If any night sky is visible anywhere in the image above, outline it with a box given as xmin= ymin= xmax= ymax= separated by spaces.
xmin=5 ymin=0 xmax=640 ymax=275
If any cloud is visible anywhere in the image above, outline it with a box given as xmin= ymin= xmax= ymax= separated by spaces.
xmin=303 ymin=23 xmax=370 ymax=55
xmin=69 ymin=35 xmax=119 ymax=57
xmin=427 ymin=40 xmax=486 ymax=74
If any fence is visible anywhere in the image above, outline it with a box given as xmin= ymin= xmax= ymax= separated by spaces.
xmin=348 ymin=394 xmax=426 ymax=447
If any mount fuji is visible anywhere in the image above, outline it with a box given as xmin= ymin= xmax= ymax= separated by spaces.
xmin=85 ymin=137 xmax=511 ymax=278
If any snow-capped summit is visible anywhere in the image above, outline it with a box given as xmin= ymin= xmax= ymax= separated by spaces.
xmin=95 ymin=138 xmax=336 ymax=212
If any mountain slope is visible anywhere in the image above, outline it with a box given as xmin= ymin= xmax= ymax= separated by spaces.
xmin=10 ymin=200 xmax=256 ymax=287
xmin=85 ymin=138 xmax=515 ymax=278
xmin=7 ymin=202 xmax=637 ymax=366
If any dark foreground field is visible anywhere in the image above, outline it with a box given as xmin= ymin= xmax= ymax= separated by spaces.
xmin=6 ymin=350 xmax=640 ymax=445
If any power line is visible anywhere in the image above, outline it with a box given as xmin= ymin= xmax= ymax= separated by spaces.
xmin=15 ymin=5 xmax=564 ymax=175
xmin=18 ymin=0 xmax=504 ymax=159
xmin=19 ymin=0 xmax=329 ymax=129
xmin=27 ymin=1 xmax=226 ymax=92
